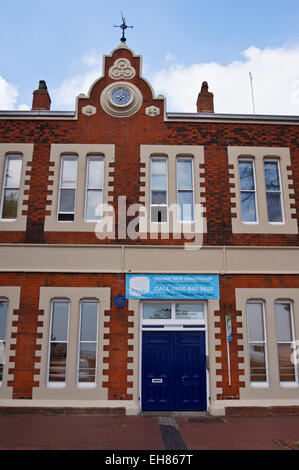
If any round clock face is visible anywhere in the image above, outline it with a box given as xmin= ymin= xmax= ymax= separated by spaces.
xmin=110 ymin=87 xmax=132 ymax=106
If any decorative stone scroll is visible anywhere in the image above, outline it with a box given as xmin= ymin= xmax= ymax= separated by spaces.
xmin=109 ymin=58 xmax=136 ymax=80
xmin=145 ymin=105 xmax=160 ymax=117
xmin=82 ymin=105 xmax=97 ymax=116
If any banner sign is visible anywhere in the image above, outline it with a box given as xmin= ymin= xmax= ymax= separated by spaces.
xmin=126 ymin=274 xmax=219 ymax=300
xmin=226 ymin=314 xmax=233 ymax=343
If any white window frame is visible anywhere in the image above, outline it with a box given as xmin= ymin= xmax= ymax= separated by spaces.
xmin=263 ymin=158 xmax=285 ymax=225
xmin=57 ymin=155 xmax=78 ymax=222
xmin=176 ymin=157 xmax=195 ymax=223
xmin=0 ymin=154 xmax=23 ymax=221
xmin=275 ymin=300 xmax=298 ymax=387
xmin=150 ymin=156 xmax=168 ymax=223
xmin=246 ymin=300 xmax=269 ymax=387
xmin=84 ymin=156 xmax=104 ymax=222
xmin=77 ymin=299 xmax=99 ymax=388
xmin=141 ymin=300 xmax=207 ymax=328
xmin=238 ymin=158 xmax=259 ymax=225
xmin=0 ymin=298 xmax=8 ymax=386
xmin=47 ymin=299 xmax=70 ymax=387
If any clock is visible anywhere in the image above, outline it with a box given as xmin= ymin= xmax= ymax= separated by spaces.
xmin=100 ymin=82 xmax=142 ymax=118
xmin=110 ymin=87 xmax=132 ymax=106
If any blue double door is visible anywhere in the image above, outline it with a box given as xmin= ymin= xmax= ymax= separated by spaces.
xmin=142 ymin=331 xmax=207 ymax=411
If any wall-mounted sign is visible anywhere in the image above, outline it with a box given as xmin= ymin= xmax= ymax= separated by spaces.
xmin=126 ymin=274 xmax=219 ymax=300
xmin=226 ymin=314 xmax=232 ymax=343
xmin=113 ymin=294 xmax=127 ymax=308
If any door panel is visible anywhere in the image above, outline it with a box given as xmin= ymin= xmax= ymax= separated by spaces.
xmin=175 ymin=332 xmax=207 ymax=411
xmin=142 ymin=331 xmax=174 ymax=411
xmin=142 ymin=331 xmax=207 ymax=411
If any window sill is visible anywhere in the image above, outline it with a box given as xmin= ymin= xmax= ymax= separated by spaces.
xmin=250 ymin=382 xmax=269 ymax=388
xmin=280 ymin=382 xmax=298 ymax=388
xmin=47 ymin=382 xmax=66 ymax=388
xmin=77 ymin=383 xmax=97 ymax=388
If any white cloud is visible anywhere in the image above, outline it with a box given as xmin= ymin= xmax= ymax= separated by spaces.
xmin=18 ymin=104 xmax=30 ymax=111
xmin=51 ymin=45 xmax=299 ymax=115
xmin=151 ymin=45 xmax=299 ymax=115
xmin=52 ymin=53 xmax=102 ymax=109
xmin=0 ymin=76 xmax=18 ymax=110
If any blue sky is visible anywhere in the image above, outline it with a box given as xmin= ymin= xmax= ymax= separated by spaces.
xmin=1 ymin=0 xmax=299 ymax=114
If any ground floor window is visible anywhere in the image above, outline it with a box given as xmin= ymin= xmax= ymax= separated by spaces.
xmin=275 ymin=301 xmax=298 ymax=384
xmin=78 ymin=300 xmax=99 ymax=385
xmin=0 ymin=299 xmax=8 ymax=383
xmin=142 ymin=302 xmax=205 ymax=325
xmin=246 ymin=301 xmax=269 ymax=385
xmin=48 ymin=300 xmax=70 ymax=385
xmin=245 ymin=297 xmax=298 ymax=388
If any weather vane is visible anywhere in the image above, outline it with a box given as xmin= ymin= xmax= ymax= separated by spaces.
xmin=114 ymin=12 xmax=133 ymax=43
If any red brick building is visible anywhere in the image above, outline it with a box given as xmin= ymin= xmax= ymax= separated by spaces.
xmin=0 ymin=43 xmax=298 ymax=415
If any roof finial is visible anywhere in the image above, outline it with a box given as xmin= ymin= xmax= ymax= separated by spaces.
xmin=114 ymin=12 xmax=133 ymax=43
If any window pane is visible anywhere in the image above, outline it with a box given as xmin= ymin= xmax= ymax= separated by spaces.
xmin=4 ymin=157 xmax=22 ymax=188
xmin=175 ymin=304 xmax=204 ymax=320
xmin=277 ymin=343 xmax=296 ymax=382
xmin=264 ymin=161 xmax=280 ymax=191
xmin=275 ymin=303 xmax=292 ymax=342
xmin=87 ymin=158 xmax=104 ymax=189
xmin=151 ymin=174 xmax=166 ymax=190
xmin=51 ymin=302 xmax=69 ymax=342
xmin=151 ymin=159 xmax=166 ymax=176
xmin=2 ymin=189 xmax=19 ymax=219
xmin=239 ymin=161 xmax=255 ymax=191
xmin=177 ymin=160 xmax=193 ymax=189
xmin=61 ymin=157 xmax=77 ymax=187
xmin=0 ymin=301 xmax=8 ymax=382
xmin=48 ymin=343 xmax=67 ymax=382
xmin=249 ymin=344 xmax=267 ymax=382
xmin=151 ymin=206 xmax=167 ymax=223
xmin=143 ymin=304 xmax=171 ymax=319
xmin=151 ymin=190 xmax=167 ymax=205
xmin=78 ymin=343 xmax=97 ymax=383
xmin=266 ymin=192 xmax=283 ymax=222
xmin=240 ymin=191 xmax=257 ymax=222
xmin=0 ymin=300 xmax=8 ymax=340
xmin=247 ymin=302 xmax=264 ymax=342
xmin=59 ymin=189 xmax=76 ymax=213
xmin=80 ymin=302 xmax=98 ymax=342
xmin=59 ymin=214 xmax=75 ymax=222
xmin=85 ymin=190 xmax=102 ymax=220
xmin=178 ymin=191 xmax=194 ymax=221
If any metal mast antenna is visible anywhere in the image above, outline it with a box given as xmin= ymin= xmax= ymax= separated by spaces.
xmin=114 ymin=12 xmax=133 ymax=43
xmin=249 ymin=72 xmax=256 ymax=114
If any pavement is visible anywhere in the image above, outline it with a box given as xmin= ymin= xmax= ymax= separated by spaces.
xmin=0 ymin=412 xmax=299 ymax=451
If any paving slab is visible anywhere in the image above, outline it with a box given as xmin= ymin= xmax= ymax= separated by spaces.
xmin=0 ymin=413 xmax=298 ymax=451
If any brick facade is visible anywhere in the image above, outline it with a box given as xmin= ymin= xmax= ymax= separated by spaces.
xmin=0 ymin=43 xmax=298 ymax=415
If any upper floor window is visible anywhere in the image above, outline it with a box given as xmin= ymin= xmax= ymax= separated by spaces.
xmin=238 ymin=159 xmax=257 ymax=223
xmin=85 ymin=156 xmax=104 ymax=221
xmin=0 ymin=299 xmax=8 ymax=384
xmin=45 ymin=144 xmax=114 ymax=232
xmin=150 ymin=157 xmax=168 ymax=223
xmin=264 ymin=160 xmax=283 ymax=223
xmin=57 ymin=156 xmax=78 ymax=222
xmin=228 ymin=146 xmax=297 ymax=235
xmin=1 ymin=155 xmax=23 ymax=220
xmin=177 ymin=158 xmax=194 ymax=222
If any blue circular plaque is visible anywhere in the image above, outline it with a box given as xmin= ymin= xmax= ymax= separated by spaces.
xmin=113 ymin=294 xmax=127 ymax=308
